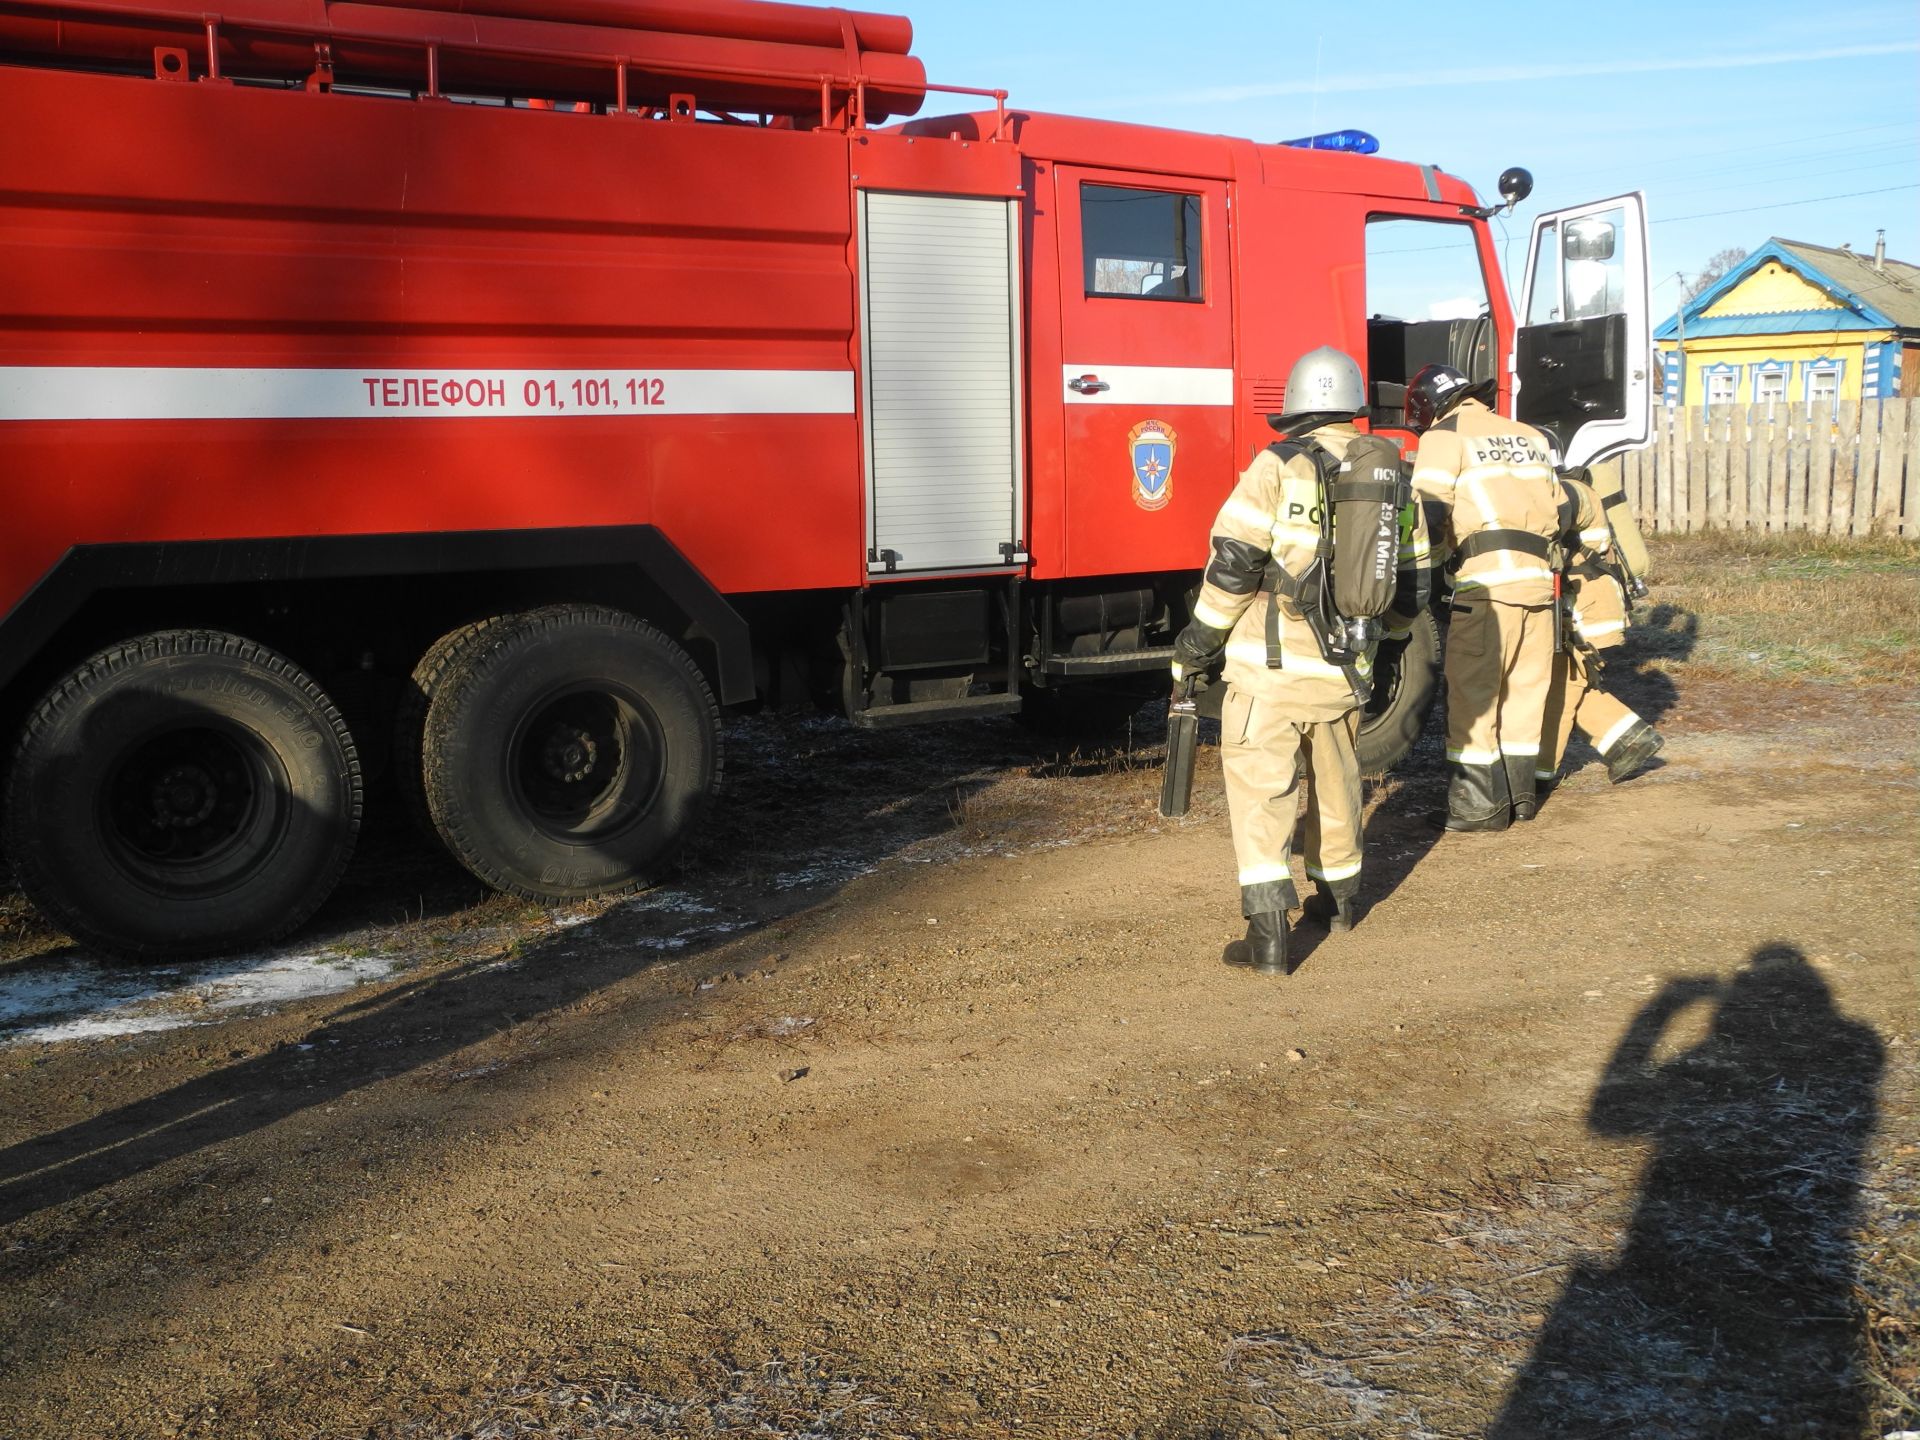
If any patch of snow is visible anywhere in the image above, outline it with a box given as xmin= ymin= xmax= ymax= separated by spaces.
xmin=545 ymin=889 xmax=713 ymax=933
xmin=772 ymin=859 xmax=875 ymax=892
xmin=1 ymin=949 xmax=397 ymax=1048
xmin=624 ymin=890 xmax=716 ymax=918
xmin=642 ymin=920 xmax=748 ymax=954
xmin=445 ymin=1061 xmax=506 ymax=1082
xmin=15 ymin=1006 xmax=200 ymax=1045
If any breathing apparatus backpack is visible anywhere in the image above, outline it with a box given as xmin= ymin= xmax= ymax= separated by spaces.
xmin=1261 ymin=432 xmax=1412 ymax=704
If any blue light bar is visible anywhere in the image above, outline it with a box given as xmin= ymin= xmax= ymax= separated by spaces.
xmin=1281 ymin=129 xmax=1380 ymax=155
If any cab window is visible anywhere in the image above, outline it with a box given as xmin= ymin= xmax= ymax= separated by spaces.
xmin=1563 ymin=208 xmax=1629 ymax=319
xmin=1082 ymin=184 xmax=1203 ymax=301
xmin=1526 ymin=222 xmax=1560 ymax=322
xmin=1364 ymin=216 xmax=1495 ymax=428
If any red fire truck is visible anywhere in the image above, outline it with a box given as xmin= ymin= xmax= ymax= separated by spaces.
xmin=0 ymin=0 xmax=1653 ymax=957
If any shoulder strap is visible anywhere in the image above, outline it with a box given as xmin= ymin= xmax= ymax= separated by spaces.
xmin=1258 ymin=440 xmax=1335 ymax=669
xmin=1267 ymin=438 xmax=1344 ymax=500
xmin=1555 ymin=484 xmax=1580 ymax=540
xmin=1267 ymin=438 xmax=1331 ymax=473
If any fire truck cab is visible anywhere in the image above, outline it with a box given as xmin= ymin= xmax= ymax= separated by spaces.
xmin=0 ymin=0 xmax=1653 ymax=956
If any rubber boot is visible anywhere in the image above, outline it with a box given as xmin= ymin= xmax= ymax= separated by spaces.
xmin=1605 ymin=723 xmax=1665 ymax=784
xmin=1443 ymin=760 xmax=1511 ymax=832
xmin=1222 ymin=912 xmax=1289 ymax=976
xmin=1302 ymin=886 xmax=1361 ymax=934
xmin=1533 ymin=767 xmax=1559 ymax=810
xmin=1505 ymin=754 xmax=1541 ymax=822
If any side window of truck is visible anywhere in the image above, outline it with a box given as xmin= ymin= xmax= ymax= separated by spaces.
xmin=1527 ymin=221 xmax=1560 ymax=322
xmin=1081 ymin=185 xmax=1203 ymax=301
xmin=1363 ymin=216 xmax=1494 ymax=429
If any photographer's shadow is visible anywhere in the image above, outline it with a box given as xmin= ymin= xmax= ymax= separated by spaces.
xmin=1491 ymin=944 xmax=1884 ymax=1438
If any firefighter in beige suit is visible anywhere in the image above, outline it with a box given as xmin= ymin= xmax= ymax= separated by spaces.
xmin=1405 ymin=364 xmax=1561 ymax=831
xmin=1540 ymin=473 xmax=1664 ymax=787
xmin=1172 ymin=348 xmax=1428 ymax=975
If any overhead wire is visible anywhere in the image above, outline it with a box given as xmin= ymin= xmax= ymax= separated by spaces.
xmin=1363 ymin=177 xmax=1917 ymax=259
xmin=1651 ymin=183 xmax=1920 ymax=224
xmin=1666 ymin=154 xmax=1915 ymax=199
xmin=1550 ymin=120 xmax=1915 ymax=186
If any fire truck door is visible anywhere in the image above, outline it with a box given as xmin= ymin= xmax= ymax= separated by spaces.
xmin=1055 ymin=169 xmax=1234 ymax=575
xmin=859 ymin=192 xmax=1025 ymax=575
xmin=1514 ymin=191 xmax=1652 ymax=469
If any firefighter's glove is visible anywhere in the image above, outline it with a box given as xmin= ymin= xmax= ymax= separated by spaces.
xmin=1171 ymin=620 xmax=1231 ymax=683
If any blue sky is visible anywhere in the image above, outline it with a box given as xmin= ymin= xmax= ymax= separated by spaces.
xmin=903 ymin=0 xmax=1920 ymax=319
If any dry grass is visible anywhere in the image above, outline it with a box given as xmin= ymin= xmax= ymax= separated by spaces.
xmin=1633 ymin=532 xmax=1920 ymax=685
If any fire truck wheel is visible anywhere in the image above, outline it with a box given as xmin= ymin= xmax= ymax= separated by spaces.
xmin=1356 ymin=607 xmax=1441 ymax=777
xmin=420 ymin=606 xmax=721 ymax=901
xmin=2 ymin=632 xmax=363 ymax=959
xmin=392 ymin=619 xmax=489 ymax=843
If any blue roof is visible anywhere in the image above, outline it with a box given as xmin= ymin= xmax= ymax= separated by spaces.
xmin=1660 ymin=308 xmax=1886 ymax=340
xmin=1655 ymin=238 xmax=1909 ymax=341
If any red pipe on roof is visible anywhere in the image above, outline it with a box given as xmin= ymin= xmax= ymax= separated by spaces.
xmin=357 ymin=0 xmax=913 ymax=56
xmin=0 ymin=0 xmax=925 ymax=119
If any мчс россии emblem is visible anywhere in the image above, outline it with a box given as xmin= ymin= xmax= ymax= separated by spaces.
xmin=1128 ymin=419 xmax=1176 ymax=511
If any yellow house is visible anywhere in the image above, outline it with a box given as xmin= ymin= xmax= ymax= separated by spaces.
xmin=1655 ymin=236 xmax=1920 ymax=405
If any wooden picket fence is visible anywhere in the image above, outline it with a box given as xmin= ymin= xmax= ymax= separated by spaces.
xmin=1591 ymin=399 xmax=1920 ymax=537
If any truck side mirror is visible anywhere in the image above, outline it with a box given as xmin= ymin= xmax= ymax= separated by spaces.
xmin=1565 ymin=217 xmax=1616 ymax=262
xmin=1461 ymin=166 xmax=1534 ymax=221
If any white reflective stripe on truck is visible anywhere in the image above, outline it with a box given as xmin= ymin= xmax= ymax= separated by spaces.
xmin=0 ymin=367 xmax=857 ymax=421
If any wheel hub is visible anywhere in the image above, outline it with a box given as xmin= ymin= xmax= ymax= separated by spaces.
xmin=513 ymin=689 xmax=659 ymax=836
xmin=150 ymin=763 xmax=219 ymax=829
xmin=105 ymin=722 xmax=270 ymax=877
xmin=541 ymin=726 xmax=600 ymax=784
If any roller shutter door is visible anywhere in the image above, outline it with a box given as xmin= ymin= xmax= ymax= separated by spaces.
xmin=859 ymin=192 xmax=1024 ymax=574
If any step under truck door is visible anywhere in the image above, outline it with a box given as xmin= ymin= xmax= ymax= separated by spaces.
xmin=1514 ymin=191 xmax=1653 ymax=470
xmin=858 ymin=191 xmax=1025 ymax=576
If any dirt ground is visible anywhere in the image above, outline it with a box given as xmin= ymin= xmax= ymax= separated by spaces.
xmin=2 ymin=538 xmax=1916 ymax=1439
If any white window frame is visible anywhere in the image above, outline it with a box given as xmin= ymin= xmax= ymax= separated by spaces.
xmin=1753 ymin=363 xmax=1788 ymax=409
xmin=1802 ymin=359 xmax=1842 ymax=405
xmin=1703 ymin=366 xmax=1738 ymax=407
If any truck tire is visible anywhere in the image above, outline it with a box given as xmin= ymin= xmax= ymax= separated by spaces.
xmin=1355 ymin=607 xmax=1441 ymax=777
xmin=2 ymin=632 xmax=362 ymax=958
xmin=420 ymin=606 xmax=721 ymax=901
xmin=392 ymin=619 xmax=488 ymax=843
